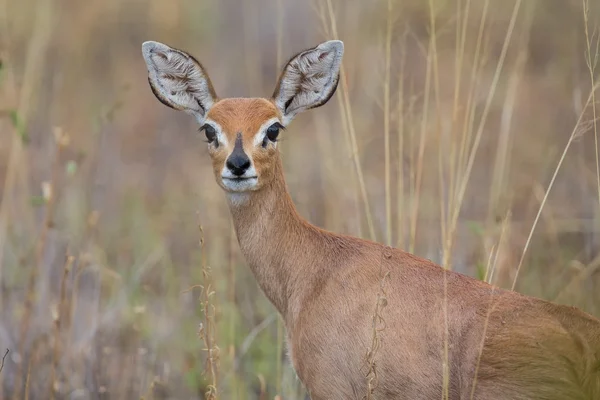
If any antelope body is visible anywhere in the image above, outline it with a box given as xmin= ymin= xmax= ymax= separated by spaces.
xmin=142 ymin=39 xmax=600 ymax=400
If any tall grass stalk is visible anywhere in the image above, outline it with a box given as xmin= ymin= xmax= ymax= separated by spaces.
xmin=227 ymin=222 xmax=238 ymax=397
xmin=49 ymin=253 xmax=74 ymax=399
xmin=469 ymin=210 xmax=511 ymax=399
xmin=451 ymin=0 xmax=489 ymax=237
xmin=396 ymin=27 xmax=408 ymax=249
xmin=324 ymin=0 xmax=377 ymax=241
xmin=445 ymin=0 xmax=521 ymax=270
xmin=312 ymin=0 xmax=364 ymax=237
xmin=409 ymin=22 xmax=433 ymax=255
xmin=446 ymin=0 xmax=473 ymax=241
xmin=383 ymin=0 xmax=393 ymax=246
xmin=200 ymin=223 xmax=219 ymax=399
xmin=583 ymin=0 xmax=600 ymax=209
xmin=420 ymin=0 xmax=450 ymax=396
xmin=15 ymin=128 xmax=68 ymax=400
xmin=184 ymin=222 xmax=220 ymax=399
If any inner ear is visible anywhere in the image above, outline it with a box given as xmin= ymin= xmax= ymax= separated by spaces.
xmin=272 ymin=40 xmax=344 ymax=124
xmin=142 ymin=41 xmax=217 ymax=122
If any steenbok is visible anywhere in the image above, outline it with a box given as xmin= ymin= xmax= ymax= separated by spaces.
xmin=142 ymin=39 xmax=600 ymax=400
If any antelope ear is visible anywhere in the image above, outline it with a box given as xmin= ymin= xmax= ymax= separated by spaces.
xmin=271 ymin=40 xmax=344 ymax=125
xmin=141 ymin=41 xmax=217 ymax=124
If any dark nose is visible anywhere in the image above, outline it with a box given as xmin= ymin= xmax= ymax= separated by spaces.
xmin=226 ymin=154 xmax=251 ymax=176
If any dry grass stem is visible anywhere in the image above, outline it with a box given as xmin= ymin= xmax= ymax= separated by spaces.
xmin=325 ymin=0 xmax=376 ymax=241
xmin=0 ymin=349 xmax=8 ymax=375
xmin=14 ymin=128 xmax=69 ymax=400
xmin=583 ymin=0 xmax=600 ymax=208
xmin=198 ymin=222 xmax=219 ymax=399
xmin=383 ymin=0 xmax=393 ymax=246
xmin=49 ymin=253 xmax=74 ymax=399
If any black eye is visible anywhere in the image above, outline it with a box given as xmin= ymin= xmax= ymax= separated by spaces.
xmin=201 ymin=124 xmax=218 ymax=146
xmin=262 ymin=122 xmax=284 ymax=147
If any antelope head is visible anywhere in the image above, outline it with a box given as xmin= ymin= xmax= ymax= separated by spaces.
xmin=141 ymin=40 xmax=344 ymax=193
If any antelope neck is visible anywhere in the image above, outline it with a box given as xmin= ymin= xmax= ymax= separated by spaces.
xmin=225 ymin=156 xmax=318 ymax=325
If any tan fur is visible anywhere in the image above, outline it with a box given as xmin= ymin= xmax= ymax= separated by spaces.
xmin=143 ymin=41 xmax=600 ymax=400
xmin=207 ymin=98 xmax=281 ymax=138
xmin=205 ymin=98 xmax=282 ymax=193
xmin=222 ymin=148 xmax=600 ymax=399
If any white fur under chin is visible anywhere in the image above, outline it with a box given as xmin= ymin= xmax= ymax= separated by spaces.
xmin=222 ymin=178 xmax=258 ymax=193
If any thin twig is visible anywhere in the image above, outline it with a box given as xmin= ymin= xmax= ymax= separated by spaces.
xmin=0 ymin=349 xmax=8 ymax=374
xmin=49 ymin=253 xmax=74 ymax=400
xmin=383 ymin=0 xmax=393 ymax=246
xmin=196 ymin=219 xmax=219 ymax=400
xmin=583 ymin=0 xmax=600 ymax=209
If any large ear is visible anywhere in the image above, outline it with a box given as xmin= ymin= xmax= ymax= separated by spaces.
xmin=141 ymin=41 xmax=217 ymax=124
xmin=272 ymin=40 xmax=344 ymax=125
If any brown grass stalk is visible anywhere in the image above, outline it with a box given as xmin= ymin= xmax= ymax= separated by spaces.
xmin=14 ymin=128 xmax=69 ymax=400
xmin=453 ymin=0 xmax=471 ymax=118
xmin=396 ymin=27 xmax=409 ymax=249
xmin=23 ymin=336 xmax=43 ymax=400
xmin=383 ymin=0 xmax=393 ymax=246
xmin=227 ymin=221 xmax=238 ymax=395
xmin=324 ymin=0 xmax=377 ymax=241
xmin=422 ymin=0 xmax=449 ymax=396
xmin=445 ymin=0 xmax=521 ymax=270
xmin=450 ymin=0 xmax=489 ymax=231
xmin=583 ymin=0 xmax=600 ymax=208
xmin=49 ymin=253 xmax=74 ymax=399
xmin=311 ymin=0 xmax=362 ymax=237
xmin=469 ymin=210 xmax=511 ymax=399
xmin=198 ymin=222 xmax=219 ymax=399
xmin=409 ymin=31 xmax=432 ymax=254
xmin=486 ymin=49 xmax=525 ymax=225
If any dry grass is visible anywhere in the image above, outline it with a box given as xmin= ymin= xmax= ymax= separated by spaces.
xmin=0 ymin=0 xmax=599 ymax=399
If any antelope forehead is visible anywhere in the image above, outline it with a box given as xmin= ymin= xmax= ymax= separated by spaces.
xmin=206 ymin=98 xmax=281 ymax=135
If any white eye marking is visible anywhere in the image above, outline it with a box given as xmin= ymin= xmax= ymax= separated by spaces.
xmin=253 ymin=117 xmax=282 ymax=147
xmin=203 ymin=118 xmax=228 ymax=147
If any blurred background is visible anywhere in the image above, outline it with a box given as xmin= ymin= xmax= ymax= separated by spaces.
xmin=1 ymin=0 xmax=600 ymax=398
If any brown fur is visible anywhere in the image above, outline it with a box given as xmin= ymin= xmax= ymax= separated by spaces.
xmin=205 ymin=98 xmax=282 ymax=193
xmin=144 ymin=43 xmax=600 ymax=400
xmin=205 ymin=100 xmax=600 ymax=400
xmin=207 ymin=98 xmax=281 ymax=138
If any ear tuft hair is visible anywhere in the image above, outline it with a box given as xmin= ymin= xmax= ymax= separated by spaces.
xmin=272 ymin=40 xmax=344 ymax=125
xmin=141 ymin=41 xmax=217 ymax=123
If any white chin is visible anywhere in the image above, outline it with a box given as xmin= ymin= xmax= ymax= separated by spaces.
xmin=222 ymin=177 xmax=258 ymax=192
